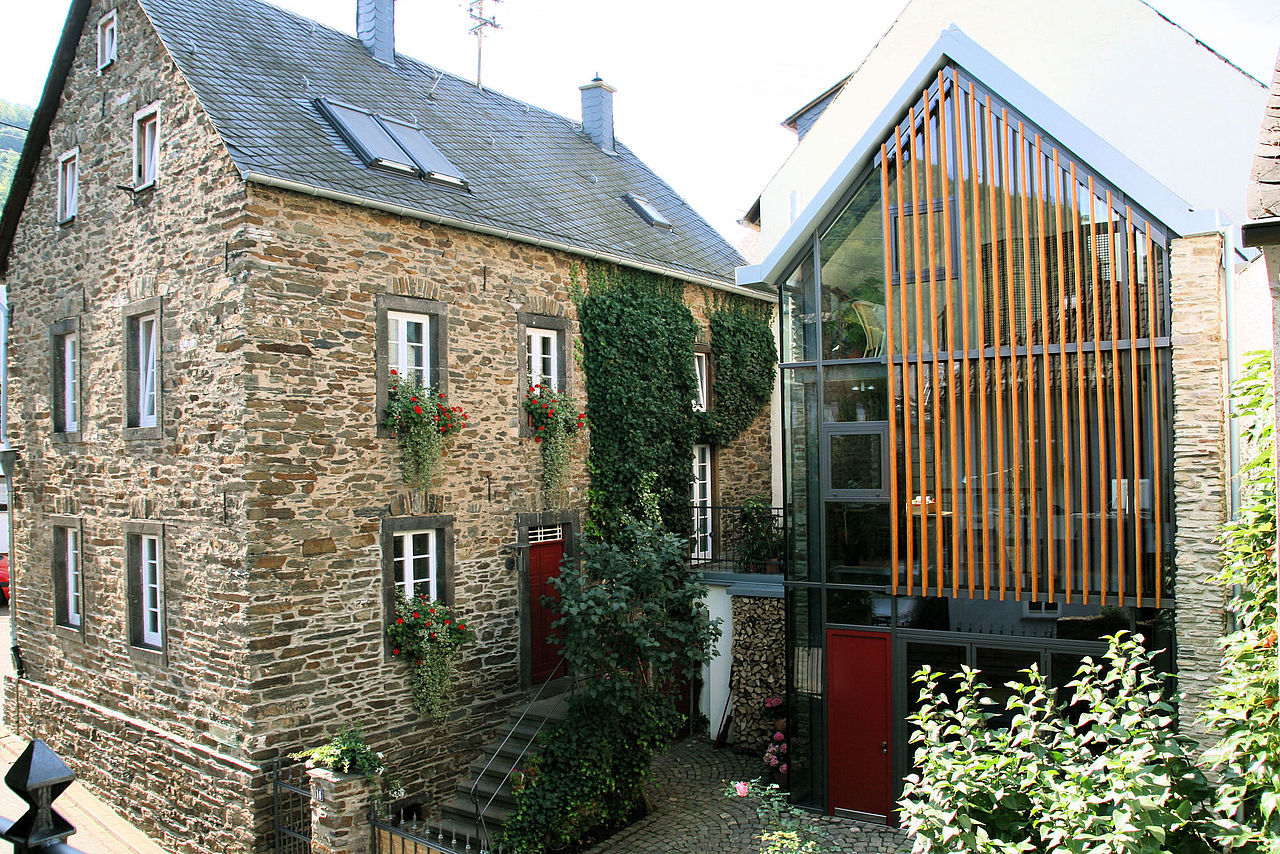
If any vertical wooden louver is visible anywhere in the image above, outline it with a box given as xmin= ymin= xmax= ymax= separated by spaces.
xmin=881 ymin=68 xmax=1172 ymax=607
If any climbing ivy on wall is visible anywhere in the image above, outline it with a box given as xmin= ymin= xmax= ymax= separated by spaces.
xmin=575 ymin=263 xmax=698 ymax=539
xmin=698 ymin=300 xmax=777 ymax=446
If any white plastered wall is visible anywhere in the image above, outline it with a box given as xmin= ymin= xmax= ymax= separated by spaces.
xmin=758 ymin=0 xmax=1267 ymax=252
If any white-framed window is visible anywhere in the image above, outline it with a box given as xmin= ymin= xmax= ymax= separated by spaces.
xmin=140 ymin=534 xmax=161 ymax=647
xmin=53 ymin=522 xmax=83 ymax=630
xmin=133 ymin=103 xmax=160 ymax=189
xmin=61 ymin=331 xmax=78 ymax=432
xmin=136 ymin=312 xmax=158 ymax=428
xmin=692 ymin=443 xmax=713 ymax=559
xmin=57 ymin=149 xmax=78 ymax=223
xmin=527 ymin=327 xmax=558 ymax=390
xmin=693 ymin=351 xmax=709 ymax=412
xmin=65 ymin=528 xmax=81 ymax=628
xmin=97 ymin=10 xmax=118 ymax=70
xmin=392 ymin=529 xmax=437 ymax=601
xmin=387 ymin=310 xmax=431 ymax=388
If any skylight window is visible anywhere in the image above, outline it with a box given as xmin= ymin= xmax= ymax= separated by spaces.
xmin=316 ymin=98 xmax=467 ymax=187
xmin=623 ymin=193 xmax=672 ymax=230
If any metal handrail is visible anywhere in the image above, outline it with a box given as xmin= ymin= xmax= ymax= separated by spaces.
xmin=467 ymin=651 xmax=573 ymax=852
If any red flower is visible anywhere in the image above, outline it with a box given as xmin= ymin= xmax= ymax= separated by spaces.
xmin=439 ymin=393 xmax=446 ymax=399
xmin=444 ymin=619 xmax=451 ymax=625
xmin=440 ymin=427 xmax=447 ymax=433
xmin=392 ymin=648 xmax=400 ymax=655
xmin=410 ymin=396 xmax=417 ymax=402
xmin=396 ymin=617 xmax=405 ymax=624
xmin=538 ymin=425 xmax=545 ymax=431
xmin=413 ymin=612 xmax=420 ymax=619
xmin=429 ymin=633 xmax=437 ymax=640
xmin=390 ymin=369 xmax=398 ymax=375
xmin=549 ymin=409 xmax=555 ymax=415
xmin=458 ymin=623 xmax=465 ymax=631
xmin=534 ymin=436 xmax=542 ymax=443
xmin=414 ymin=405 xmax=423 ymax=414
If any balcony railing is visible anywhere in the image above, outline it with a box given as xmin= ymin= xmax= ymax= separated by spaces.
xmin=689 ymin=504 xmax=785 ymax=576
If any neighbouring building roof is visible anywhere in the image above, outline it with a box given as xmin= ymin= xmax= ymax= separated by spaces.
xmin=1248 ymin=50 xmax=1280 ymax=221
xmin=1 ymin=0 xmax=749 ymax=288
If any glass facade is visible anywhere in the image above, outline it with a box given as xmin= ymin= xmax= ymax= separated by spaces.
xmin=777 ymin=64 xmax=1177 ymax=820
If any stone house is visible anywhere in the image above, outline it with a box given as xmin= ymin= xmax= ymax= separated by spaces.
xmin=734 ymin=0 xmax=1272 ymax=823
xmin=0 ymin=0 xmax=772 ymax=851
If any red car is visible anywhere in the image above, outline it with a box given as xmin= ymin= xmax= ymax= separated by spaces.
xmin=0 ymin=555 xmax=9 ymax=606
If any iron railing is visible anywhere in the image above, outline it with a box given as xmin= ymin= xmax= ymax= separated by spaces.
xmin=272 ymin=758 xmax=312 ymax=854
xmin=370 ymin=813 xmax=476 ymax=854
xmin=689 ymin=504 xmax=785 ymax=576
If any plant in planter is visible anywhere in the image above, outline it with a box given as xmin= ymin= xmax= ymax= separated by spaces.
xmin=522 ymin=384 xmax=585 ymax=503
xmin=290 ymin=724 xmax=386 ymax=786
xmin=383 ymin=372 xmax=468 ymax=486
xmin=386 ymin=595 xmax=477 ymax=720
xmin=737 ymin=497 xmax=783 ymax=573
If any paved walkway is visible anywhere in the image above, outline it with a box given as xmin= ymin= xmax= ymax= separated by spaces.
xmin=583 ymin=739 xmax=910 ymax=854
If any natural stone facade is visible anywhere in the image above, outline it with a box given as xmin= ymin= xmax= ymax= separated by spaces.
xmin=1169 ymin=232 xmax=1231 ymax=746
xmin=0 ymin=1 xmax=773 ymax=852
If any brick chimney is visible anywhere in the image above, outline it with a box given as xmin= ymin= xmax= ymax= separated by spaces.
xmin=357 ymin=0 xmax=395 ymax=65
xmin=579 ymin=76 xmax=616 ymax=154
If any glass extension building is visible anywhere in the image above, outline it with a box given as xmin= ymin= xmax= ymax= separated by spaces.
xmin=758 ymin=60 xmax=1182 ymax=822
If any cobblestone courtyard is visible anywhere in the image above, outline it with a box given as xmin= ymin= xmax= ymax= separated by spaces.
xmin=583 ymin=739 xmax=910 ymax=854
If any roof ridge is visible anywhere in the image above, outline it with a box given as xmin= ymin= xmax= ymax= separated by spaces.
xmin=1134 ymin=0 xmax=1267 ymax=88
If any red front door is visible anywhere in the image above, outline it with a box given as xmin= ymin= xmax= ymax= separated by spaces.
xmin=529 ymin=538 xmax=566 ymax=684
xmin=826 ymin=629 xmax=892 ymax=820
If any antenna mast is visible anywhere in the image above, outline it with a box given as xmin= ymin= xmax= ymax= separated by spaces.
xmin=468 ymin=0 xmax=501 ymax=90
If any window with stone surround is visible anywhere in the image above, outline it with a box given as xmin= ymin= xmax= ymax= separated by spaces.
xmin=381 ymin=515 xmax=454 ymax=643
xmin=97 ymin=10 xmax=118 ymax=71
xmin=375 ymin=294 xmax=448 ymax=435
xmin=52 ymin=519 xmax=84 ymax=634
xmin=50 ymin=317 xmax=81 ymax=440
xmin=517 ymin=314 xmax=568 ymax=397
xmin=125 ymin=521 xmax=165 ymax=654
xmin=123 ymin=297 xmax=161 ymax=439
xmin=133 ymin=102 xmax=160 ymax=190
xmin=57 ymin=149 xmax=78 ymax=224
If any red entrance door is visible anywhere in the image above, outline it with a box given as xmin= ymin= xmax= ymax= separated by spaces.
xmin=528 ymin=538 xmax=566 ymax=683
xmin=826 ymin=629 xmax=892 ymax=820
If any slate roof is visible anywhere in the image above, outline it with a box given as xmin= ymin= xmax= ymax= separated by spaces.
xmin=1248 ymin=50 xmax=1280 ymax=220
xmin=135 ymin=0 xmax=745 ymax=285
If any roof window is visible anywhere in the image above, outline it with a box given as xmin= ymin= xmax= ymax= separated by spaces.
xmin=623 ymin=193 xmax=672 ymax=230
xmin=316 ymin=98 xmax=467 ymax=187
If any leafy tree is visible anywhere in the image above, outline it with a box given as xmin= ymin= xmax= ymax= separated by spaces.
xmin=1203 ymin=350 xmax=1280 ymax=853
xmin=900 ymin=633 xmax=1216 ymax=853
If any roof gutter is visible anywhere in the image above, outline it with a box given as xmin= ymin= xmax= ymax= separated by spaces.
xmin=240 ymin=171 xmax=770 ymax=302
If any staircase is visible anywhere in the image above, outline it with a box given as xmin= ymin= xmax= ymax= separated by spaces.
xmin=435 ymin=680 xmax=572 ymax=848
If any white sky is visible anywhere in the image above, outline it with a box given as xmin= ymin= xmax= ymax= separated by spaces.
xmin=2 ymin=1 xmax=1279 ymax=246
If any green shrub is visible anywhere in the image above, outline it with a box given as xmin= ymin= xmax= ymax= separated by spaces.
xmin=698 ymin=304 xmax=777 ymax=446
xmin=500 ymin=513 xmax=720 ymax=852
xmin=900 ymin=633 xmax=1216 ymax=853
xmin=290 ymin=724 xmax=385 ymax=787
xmin=1203 ymin=350 xmax=1280 ymax=853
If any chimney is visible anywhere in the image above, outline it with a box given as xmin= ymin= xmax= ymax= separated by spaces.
xmin=579 ymin=76 xmax=616 ymax=154
xmin=357 ymin=0 xmax=395 ymax=65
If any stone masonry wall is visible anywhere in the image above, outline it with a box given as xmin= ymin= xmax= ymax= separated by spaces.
xmin=231 ymin=184 xmax=774 ymax=818
xmin=1169 ymin=232 xmax=1230 ymax=747
xmin=3 ymin=0 xmax=257 ymax=851
xmin=729 ymin=596 xmax=785 ymax=760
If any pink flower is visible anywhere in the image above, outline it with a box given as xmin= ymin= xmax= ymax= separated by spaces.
xmin=734 ymin=782 xmax=749 ymax=797
xmin=780 ymin=764 xmax=788 ymax=774
xmin=773 ymin=732 xmax=785 ymax=742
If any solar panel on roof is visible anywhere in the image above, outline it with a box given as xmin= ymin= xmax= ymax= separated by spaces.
xmin=317 ymin=98 xmax=418 ymax=175
xmin=377 ymin=115 xmax=467 ymax=186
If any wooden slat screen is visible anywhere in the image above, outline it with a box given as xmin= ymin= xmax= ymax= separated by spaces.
xmin=881 ymin=68 xmax=1172 ymax=607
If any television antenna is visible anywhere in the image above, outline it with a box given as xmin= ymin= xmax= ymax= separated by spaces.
xmin=468 ymin=0 xmax=502 ymax=90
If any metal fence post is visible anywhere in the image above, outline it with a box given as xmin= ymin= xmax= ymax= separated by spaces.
xmin=0 ymin=738 xmax=86 ymax=853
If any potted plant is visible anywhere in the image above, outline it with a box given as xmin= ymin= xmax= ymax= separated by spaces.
xmin=383 ymin=372 xmax=467 ymax=486
xmin=737 ymin=497 xmax=783 ymax=574
xmin=386 ymin=596 xmax=477 ymax=720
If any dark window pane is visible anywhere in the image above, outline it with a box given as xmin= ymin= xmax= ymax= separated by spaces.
xmin=827 ymin=590 xmax=892 ymax=627
xmin=784 ymin=368 xmax=821 ymax=582
xmin=822 ymin=363 xmax=889 ymax=422
xmin=782 ymin=254 xmax=818 ymax=362
xmin=825 ymin=502 xmax=891 ymax=584
xmin=895 ymin=596 xmax=951 ymax=631
xmin=829 ymin=433 xmax=882 ymax=492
